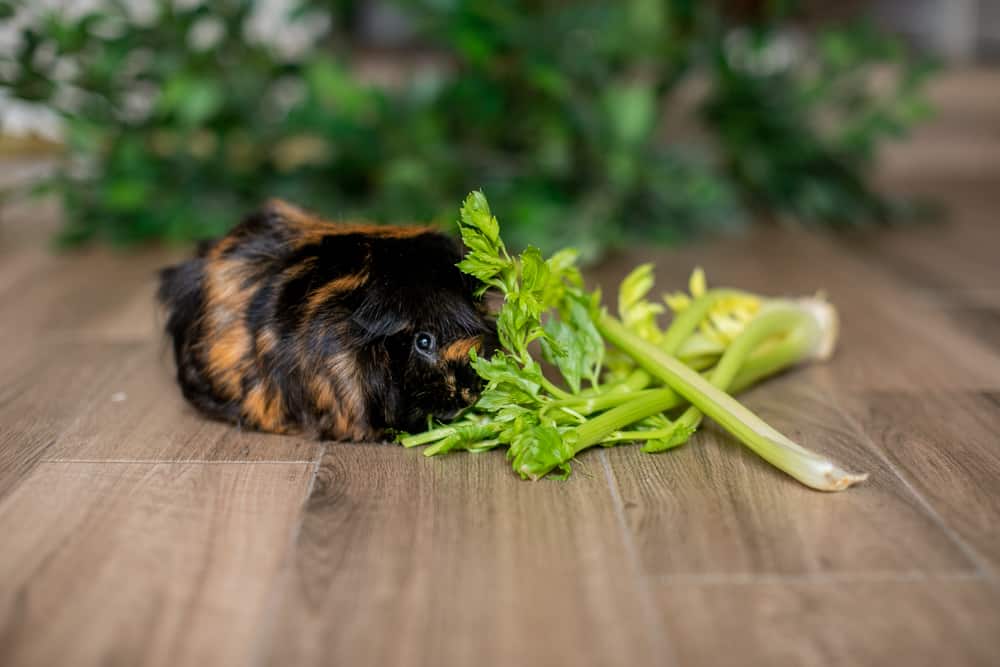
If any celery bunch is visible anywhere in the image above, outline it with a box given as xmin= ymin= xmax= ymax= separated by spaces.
xmin=399 ymin=192 xmax=867 ymax=491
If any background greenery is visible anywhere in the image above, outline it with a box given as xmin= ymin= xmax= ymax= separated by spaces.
xmin=0 ymin=0 xmax=934 ymax=256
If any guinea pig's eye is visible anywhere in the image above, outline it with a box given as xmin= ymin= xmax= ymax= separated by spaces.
xmin=414 ymin=332 xmax=436 ymax=355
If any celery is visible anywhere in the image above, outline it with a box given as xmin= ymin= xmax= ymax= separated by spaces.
xmin=644 ymin=301 xmax=826 ymax=453
xmin=397 ymin=191 xmax=868 ymax=492
xmin=598 ymin=313 xmax=867 ymax=491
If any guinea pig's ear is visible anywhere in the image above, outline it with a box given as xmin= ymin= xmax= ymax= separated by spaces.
xmin=350 ymin=298 xmax=410 ymax=344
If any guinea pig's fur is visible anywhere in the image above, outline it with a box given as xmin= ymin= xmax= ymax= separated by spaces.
xmin=158 ymin=198 xmax=495 ymax=441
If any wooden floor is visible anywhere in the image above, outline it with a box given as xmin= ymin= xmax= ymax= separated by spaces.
xmin=1 ymin=71 xmax=999 ymax=667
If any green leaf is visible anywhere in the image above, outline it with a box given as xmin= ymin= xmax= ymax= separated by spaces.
xmin=460 ymin=191 xmax=501 ymax=245
xmin=542 ymin=295 xmax=604 ymax=392
xmin=603 ymin=83 xmax=656 ymax=145
xmin=159 ymin=75 xmax=224 ymax=125
xmin=618 ymin=263 xmax=664 ymax=343
xmin=470 ymin=351 xmax=545 ymax=410
xmin=509 ymin=425 xmax=576 ymax=480
xmin=456 ymin=190 xmax=512 ymax=294
xmin=102 ymin=178 xmax=150 ymax=211
xmin=518 ymin=246 xmax=549 ymax=297
xmin=306 ymin=59 xmax=375 ymax=122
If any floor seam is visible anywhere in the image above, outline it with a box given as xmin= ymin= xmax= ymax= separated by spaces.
xmin=600 ymin=450 xmax=681 ymax=667
xmin=247 ymin=443 xmax=326 ymax=667
xmin=645 ymin=570 xmax=986 ymax=585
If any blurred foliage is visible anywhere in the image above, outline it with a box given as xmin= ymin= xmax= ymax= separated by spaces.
xmin=703 ymin=21 xmax=935 ymax=225
xmin=0 ymin=0 xmax=934 ymax=254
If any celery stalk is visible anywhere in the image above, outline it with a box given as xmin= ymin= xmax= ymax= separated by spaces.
xmin=645 ymin=301 xmax=824 ymax=453
xmin=597 ymin=308 xmax=867 ymax=491
xmin=606 ymin=288 xmax=754 ymax=396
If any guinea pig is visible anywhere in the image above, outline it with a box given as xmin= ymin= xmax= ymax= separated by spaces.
xmin=157 ymin=198 xmax=496 ymax=441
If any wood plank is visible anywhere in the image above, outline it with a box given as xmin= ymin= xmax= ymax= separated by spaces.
xmin=604 ymin=373 xmax=973 ymax=576
xmin=941 ymin=306 xmax=1000 ymax=355
xmin=261 ymin=443 xmax=667 ymax=667
xmin=0 ymin=246 xmax=178 ymax=349
xmin=842 ymin=391 xmax=1000 ymax=576
xmin=837 ymin=201 xmax=1000 ymax=306
xmin=0 ymin=195 xmax=186 ymax=350
xmin=0 ymin=461 xmax=313 ymax=667
xmin=0 ymin=246 xmax=47 ymax=303
xmin=0 ymin=191 xmax=60 ymax=259
xmin=0 ymin=343 xmax=320 ymax=494
xmin=652 ymin=578 xmax=1000 ymax=667
xmin=0 ymin=342 xmax=144 ymax=499
xmin=927 ymin=289 xmax=1000 ymax=311
xmin=41 ymin=342 xmax=322 ymax=463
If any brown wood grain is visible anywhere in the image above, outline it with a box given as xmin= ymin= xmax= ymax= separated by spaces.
xmin=605 ymin=374 xmax=973 ymax=576
xmin=844 ymin=192 xmax=1000 ymax=296
xmin=0 ymin=340 xmax=321 ymax=469
xmin=0 ymin=461 xmax=313 ymax=667
xmin=0 ymin=248 xmax=172 ymax=348
xmin=0 ymin=342 xmax=144 ymax=499
xmin=261 ymin=443 xmax=667 ymax=667
xmin=653 ymin=579 xmax=1000 ymax=667
xmin=39 ymin=343 xmax=323 ymax=463
xmin=942 ymin=306 xmax=1000 ymax=354
xmin=842 ymin=391 xmax=1000 ymax=576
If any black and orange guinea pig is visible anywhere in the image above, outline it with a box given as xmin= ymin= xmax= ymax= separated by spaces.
xmin=158 ymin=199 xmax=496 ymax=441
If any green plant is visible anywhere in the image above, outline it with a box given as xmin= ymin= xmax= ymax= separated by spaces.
xmin=400 ymin=192 xmax=867 ymax=491
xmin=2 ymin=0 xmax=384 ymax=243
xmin=0 ymin=0 xmax=932 ymax=251
xmin=703 ymin=21 xmax=936 ymax=225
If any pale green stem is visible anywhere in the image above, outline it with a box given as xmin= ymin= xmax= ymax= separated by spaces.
xmin=597 ymin=308 xmax=867 ymax=492
xmin=609 ymin=289 xmax=753 ymax=395
xmin=600 ymin=429 xmax=675 ymax=444
xmin=539 ymin=375 xmax=573 ymax=400
xmin=401 ymin=426 xmax=460 ymax=448
xmin=564 ymin=308 xmax=828 ymax=457
xmin=646 ymin=303 xmax=821 ymax=453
